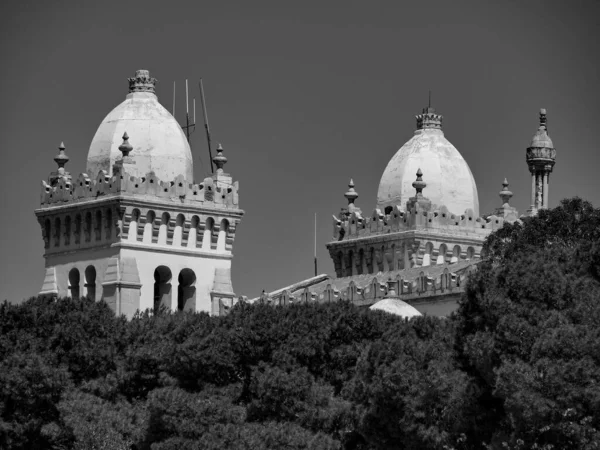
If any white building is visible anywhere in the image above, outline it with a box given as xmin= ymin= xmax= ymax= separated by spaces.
xmin=35 ymin=70 xmax=244 ymax=318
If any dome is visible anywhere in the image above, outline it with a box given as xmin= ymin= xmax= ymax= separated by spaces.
xmin=369 ymin=299 xmax=422 ymax=318
xmin=530 ymin=109 xmax=554 ymax=149
xmin=377 ymin=107 xmax=479 ymax=216
xmin=86 ymin=70 xmax=193 ymax=182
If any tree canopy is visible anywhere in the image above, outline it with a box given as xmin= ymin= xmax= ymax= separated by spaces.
xmin=1 ymin=197 xmax=598 ymax=449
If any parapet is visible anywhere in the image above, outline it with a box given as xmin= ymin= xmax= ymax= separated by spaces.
xmin=332 ymin=201 xmax=518 ymax=242
xmin=40 ymin=167 xmax=240 ymax=210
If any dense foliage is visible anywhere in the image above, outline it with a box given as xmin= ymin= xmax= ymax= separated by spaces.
xmin=1 ymin=198 xmax=599 ymax=449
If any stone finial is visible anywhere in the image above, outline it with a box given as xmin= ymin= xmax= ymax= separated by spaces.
xmin=213 ymin=143 xmax=227 ymax=172
xmin=128 ymin=69 xmax=157 ymax=94
xmin=412 ymin=168 xmax=426 ymax=196
xmin=499 ymin=178 xmax=513 ymax=205
xmin=54 ymin=142 xmax=69 ymax=171
xmin=344 ymin=178 xmax=359 ymax=205
xmin=539 ymin=108 xmax=547 ymax=130
xmin=118 ymin=132 xmax=133 ymax=157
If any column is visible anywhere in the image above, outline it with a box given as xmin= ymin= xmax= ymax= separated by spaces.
xmin=530 ymin=171 xmax=536 ymax=208
xmin=543 ymin=172 xmax=549 ymax=209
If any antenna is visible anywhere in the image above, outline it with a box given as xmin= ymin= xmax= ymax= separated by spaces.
xmin=314 ymin=213 xmax=318 ymax=276
xmin=428 ymin=90 xmax=431 ymax=108
xmin=199 ymin=78 xmax=215 ymax=173
xmin=173 ymin=81 xmax=176 ymax=115
xmin=181 ymin=79 xmax=196 ymax=143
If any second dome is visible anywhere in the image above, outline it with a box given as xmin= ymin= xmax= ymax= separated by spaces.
xmin=377 ymin=107 xmax=479 ymax=217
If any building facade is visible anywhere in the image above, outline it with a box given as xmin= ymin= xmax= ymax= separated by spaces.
xmin=257 ymin=107 xmax=556 ymax=317
xmin=35 ymin=70 xmax=244 ymax=318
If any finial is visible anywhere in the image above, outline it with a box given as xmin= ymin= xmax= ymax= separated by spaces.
xmin=412 ymin=168 xmax=426 ymax=196
xmin=499 ymin=178 xmax=513 ymax=205
xmin=212 ymin=143 xmax=227 ymax=172
xmin=128 ymin=69 xmax=157 ymax=94
xmin=118 ymin=132 xmax=133 ymax=157
xmin=539 ymin=108 xmax=547 ymax=130
xmin=54 ymin=141 xmax=69 ymax=170
xmin=344 ymin=178 xmax=359 ymax=205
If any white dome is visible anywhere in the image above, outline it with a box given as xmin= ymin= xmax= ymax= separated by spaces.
xmin=369 ymin=299 xmax=422 ymax=318
xmin=86 ymin=70 xmax=193 ymax=182
xmin=377 ymin=108 xmax=479 ymax=216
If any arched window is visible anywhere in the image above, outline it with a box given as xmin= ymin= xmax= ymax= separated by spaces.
xmin=158 ymin=212 xmax=170 ymax=244
xmin=466 ymin=246 xmax=475 ymax=260
xmin=437 ymin=244 xmax=447 ymax=265
xmin=202 ymin=217 xmax=214 ymax=250
xmin=451 ymin=245 xmax=461 ymax=264
xmin=84 ymin=212 xmax=92 ymax=242
xmin=64 ymin=216 xmax=71 ymax=246
xmin=74 ymin=214 xmax=82 ymax=245
xmin=105 ymin=208 xmax=112 ymax=240
xmin=128 ymin=209 xmax=140 ymax=242
xmin=177 ymin=268 xmax=196 ymax=311
xmin=422 ymin=242 xmax=433 ymax=267
xmin=143 ymin=210 xmax=155 ymax=243
xmin=346 ymin=250 xmax=354 ymax=276
xmin=153 ymin=265 xmax=172 ymax=312
xmin=173 ymin=214 xmax=185 ymax=246
xmin=44 ymin=219 xmax=51 ymax=249
xmin=217 ymin=219 xmax=229 ymax=251
xmin=187 ymin=216 xmax=199 ymax=248
xmin=54 ymin=217 xmax=61 ymax=248
xmin=85 ymin=266 xmax=96 ymax=301
xmin=68 ymin=268 xmax=80 ymax=299
xmin=95 ymin=210 xmax=102 ymax=241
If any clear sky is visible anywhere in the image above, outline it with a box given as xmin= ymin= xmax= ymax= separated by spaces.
xmin=1 ymin=0 xmax=598 ymax=302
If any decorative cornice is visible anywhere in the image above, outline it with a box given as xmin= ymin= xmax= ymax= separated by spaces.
xmin=416 ymin=107 xmax=443 ymax=130
xmin=128 ymin=69 xmax=157 ymax=94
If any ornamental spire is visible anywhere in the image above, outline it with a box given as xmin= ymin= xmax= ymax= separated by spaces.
xmin=344 ymin=179 xmax=359 ymax=205
xmin=118 ymin=132 xmax=133 ymax=157
xmin=412 ymin=168 xmax=426 ymax=197
xmin=128 ymin=69 xmax=157 ymax=94
xmin=499 ymin=178 xmax=513 ymax=205
xmin=54 ymin=142 xmax=69 ymax=171
xmin=213 ymin=143 xmax=227 ymax=172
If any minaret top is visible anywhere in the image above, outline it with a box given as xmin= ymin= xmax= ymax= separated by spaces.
xmin=529 ymin=108 xmax=554 ymax=149
xmin=128 ymin=69 xmax=157 ymax=94
xmin=344 ymin=179 xmax=359 ymax=205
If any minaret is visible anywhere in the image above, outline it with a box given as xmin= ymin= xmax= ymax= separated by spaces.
xmin=526 ymin=109 xmax=556 ymax=214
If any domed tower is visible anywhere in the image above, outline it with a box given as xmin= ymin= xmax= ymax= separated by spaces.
xmin=526 ymin=108 xmax=556 ymax=214
xmin=35 ymin=70 xmax=244 ymax=318
xmin=326 ymin=105 xmax=517 ymax=279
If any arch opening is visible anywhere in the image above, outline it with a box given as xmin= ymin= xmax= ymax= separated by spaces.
xmin=68 ymin=268 xmax=80 ymax=299
xmin=85 ymin=265 xmax=96 ymax=301
xmin=202 ymin=217 xmax=214 ymax=250
xmin=217 ymin=219 xmax=229 ymax=251
xmin=153 ymin=265 xmax=172 ymax=312
xmin=177 ymin=268 xmax=197 ymax=311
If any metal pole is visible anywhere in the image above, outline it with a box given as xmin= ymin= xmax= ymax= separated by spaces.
xmin=199 ymin=79 xmax=215 ymax=173
xmin=314 ymin=213 xmax=317 ymax=276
